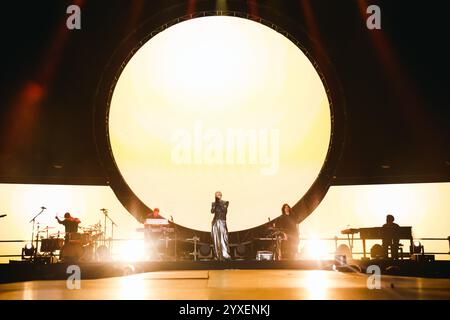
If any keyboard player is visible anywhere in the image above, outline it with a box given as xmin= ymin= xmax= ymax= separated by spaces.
xmin=276 ymin=204 xmax=299 ymax=259
xmin=144 ymin=208 xmax=168 ymax=259
xmin=147 ymin=208 xmax=161 ymax=219
xmin=382 ymin=214 xmax=400 ymax=259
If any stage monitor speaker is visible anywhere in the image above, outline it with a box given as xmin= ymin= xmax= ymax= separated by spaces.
xmin=233 ymin=243 xmax=250 ymax=260
xmin=198 ymin=244 xmax=213 ymax=260
xmin=256 ymin=250 xmax=273 ymax=261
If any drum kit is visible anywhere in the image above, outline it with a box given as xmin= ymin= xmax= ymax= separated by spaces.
xmin=57 ymin=223 xmax=104 ymax=262
xmin=31 ymin=220 xmax=106 ymax=263
xmin=17 ymin=206 xmax=119 ymax=263
xmin=39 ymin=227 xmax=64 ymax=253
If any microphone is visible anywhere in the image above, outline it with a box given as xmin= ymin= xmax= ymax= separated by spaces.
xmin=0 ymin=214 xmax=6 ymax=218
xmin=41 ymin=207 xmax=46 ymax=210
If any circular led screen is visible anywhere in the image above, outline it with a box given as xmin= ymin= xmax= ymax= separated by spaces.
xmin=109 ymin=16 xmax=331 ymax=232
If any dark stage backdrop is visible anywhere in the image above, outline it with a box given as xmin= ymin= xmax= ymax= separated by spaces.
xmin=0 ymin=0 xmax=449 ymax=187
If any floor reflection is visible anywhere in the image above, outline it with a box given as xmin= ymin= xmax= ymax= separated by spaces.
xmin=117 ymin=274 xmax=147 ymax=300
xmin=304 ymin=270 xmax=331 ymax=299
xmin=0 ymin=269 xmax=449 ymax=300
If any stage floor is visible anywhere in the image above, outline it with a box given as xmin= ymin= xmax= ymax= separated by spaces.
xmin=0 ymin=269 xmax=449 ymax=300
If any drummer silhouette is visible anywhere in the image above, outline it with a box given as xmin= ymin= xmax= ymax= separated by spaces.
xmin=56 ymin=212 xmax=81 ymax=241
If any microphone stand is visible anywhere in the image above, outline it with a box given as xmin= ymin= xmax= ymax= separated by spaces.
xmin=29 ymin=207 xmax=46 ymax=260
xmin=100 ymin=209 xmax=118 ymax=256
xmin=170 ymin=216 xmax=177 ymax=261
xmin=100 ymin=208 xmax=107 ymax=246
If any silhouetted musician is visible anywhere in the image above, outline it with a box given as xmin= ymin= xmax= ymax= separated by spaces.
xmin=276 ymin=204 xmax=299 ymax=259
xmin=55 ymin=212 xmax=81 ymax=242
xmin=382 ymin=214 xmax=400 ymax=259
xmin=342 ymin=218 xmax=412 ymax=259
xmin=144 ymin=208 xmax=173 ymax=260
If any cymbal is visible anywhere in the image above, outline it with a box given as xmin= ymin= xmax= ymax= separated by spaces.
xmin=49 ymin=233 xmax=64 ymax=237
xmin=38 ymin=226 xmax=55 ymax=231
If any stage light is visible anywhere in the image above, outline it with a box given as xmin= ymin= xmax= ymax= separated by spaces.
xmin=118 ymin=240 xmax=146 ymax=262
xmin=412 ymin=241 xmax=423 ymax=254
xmin=302 ymin=236 xmax=329 ymax=260
xmin=22 ymin=243 xmax=35 ymax=258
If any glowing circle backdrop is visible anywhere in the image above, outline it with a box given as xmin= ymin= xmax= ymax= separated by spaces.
xmin=109 ymin=16 xmax=331 ymax=232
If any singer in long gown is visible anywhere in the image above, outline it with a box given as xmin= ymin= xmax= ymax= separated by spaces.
xmin=211 ymin=191 xmax=231 ymax=261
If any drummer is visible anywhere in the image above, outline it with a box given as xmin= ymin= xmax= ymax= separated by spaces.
xmin=55 ymin=212 xmax=81 ymax=241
